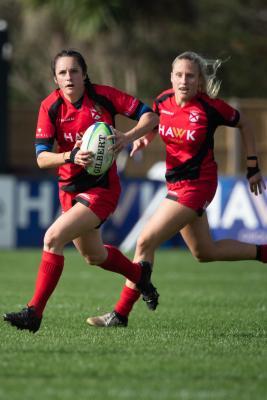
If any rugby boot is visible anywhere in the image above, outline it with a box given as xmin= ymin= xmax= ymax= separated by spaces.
xmin=86 ymin=310 xmax=128 ymax=327
xmin=136 ymin=261 xmax=160 ymax=311
xmin=3 ymin=306 xmax=42 ymax=333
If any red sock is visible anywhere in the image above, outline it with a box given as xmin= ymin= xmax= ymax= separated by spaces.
xmin=99 ymin=245 xmax=141 ymax=283
xmin=257 ymin=244 xmax=267 ymax=263
xmin=28 ymin=251 xmax=64 ymax=317
xmin=114 ymin=285 xmax=140 ymax=317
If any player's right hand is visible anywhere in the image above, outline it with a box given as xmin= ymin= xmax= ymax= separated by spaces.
xmin=130 ymin=137 xmax=149 ymax=157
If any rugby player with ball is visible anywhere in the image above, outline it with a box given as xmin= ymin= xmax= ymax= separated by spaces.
xmin=3 ymin=49 xmax=159 ymax=333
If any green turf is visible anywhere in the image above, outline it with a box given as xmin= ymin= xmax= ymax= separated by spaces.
xmin=0 ymin=248 xmax=266 ymax=400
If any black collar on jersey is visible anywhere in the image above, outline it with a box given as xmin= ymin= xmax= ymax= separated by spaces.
xmin=72 ymin=95 xmax=84 ymax=109
xmin=48 ymin=88 xmax=117 ymax=126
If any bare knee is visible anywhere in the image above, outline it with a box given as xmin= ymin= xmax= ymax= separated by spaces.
xmin=44 ymin=226 xmax=64 ymax=252
xmin=137 ymin=233 xmax=156 ymax=255
xmin=191 ymin=246 xmax=214 ymax=263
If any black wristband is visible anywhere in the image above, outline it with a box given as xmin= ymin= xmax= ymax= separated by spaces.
xmin=246 ymin=163 xmax=260 ymax=179
xmin=247 ymin=156 xmax=258 ymax=161
xmin=69 ymin=147 xmax=80 ymax=163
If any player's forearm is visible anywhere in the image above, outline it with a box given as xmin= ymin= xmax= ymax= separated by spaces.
xmin=124 ymin=112 xmax=159 ymax=143
xmin=142 ymin=129 xmax=158 ymax=144
xmin=37 ymin=151 xmax=70 ymax=169
xmin=237 ymin=113 xmax=258 ymax=158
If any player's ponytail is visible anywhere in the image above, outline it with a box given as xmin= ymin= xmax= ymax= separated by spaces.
xmin=84 ymin=75 xmax=99 ymax=103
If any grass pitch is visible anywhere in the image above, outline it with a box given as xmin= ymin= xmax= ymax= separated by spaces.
xmin=0 ymin=248 xmax=266 ymax=400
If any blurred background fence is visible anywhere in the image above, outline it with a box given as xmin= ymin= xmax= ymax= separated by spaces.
xmin=2 ymin=100 xmax=266 ymax=251
xmin=7 ymin=99 xmax=267 ymax=178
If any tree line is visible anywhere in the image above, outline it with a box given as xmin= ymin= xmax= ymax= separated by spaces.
xmin=1 ymin=0 xmax=267 ymax=104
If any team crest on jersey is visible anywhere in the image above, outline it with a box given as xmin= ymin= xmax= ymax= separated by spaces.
xmin=90 ymin=105 xmax=102 ymax=120
xmin=189 ymin=111 xmax=200 ymax=123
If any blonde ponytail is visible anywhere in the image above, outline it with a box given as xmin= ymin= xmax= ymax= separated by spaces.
xmin=172 ymin=52 xmax=226 ymax=98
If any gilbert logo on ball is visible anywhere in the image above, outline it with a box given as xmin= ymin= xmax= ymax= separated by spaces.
xmin=81 ymin=122 xmax=115 ymax=175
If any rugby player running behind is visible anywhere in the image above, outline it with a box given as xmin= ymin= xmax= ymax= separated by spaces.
xmin=87 ymin=51 xmax=267 ymax=328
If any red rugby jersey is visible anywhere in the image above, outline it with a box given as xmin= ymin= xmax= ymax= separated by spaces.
xmin=35 ymin=84 xmax=143 ymax=190
xmin=153 ymin=89 xmax=240 ymax=182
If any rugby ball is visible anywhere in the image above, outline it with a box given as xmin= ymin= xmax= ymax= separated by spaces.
xmin=81 ymin=122 xmax=115 ymax=176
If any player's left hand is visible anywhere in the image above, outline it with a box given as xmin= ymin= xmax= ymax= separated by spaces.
xmin=108 ymin=129 xmax=128 ymax=155
xmin=248 ymin=172 xmax=266 ymax=196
